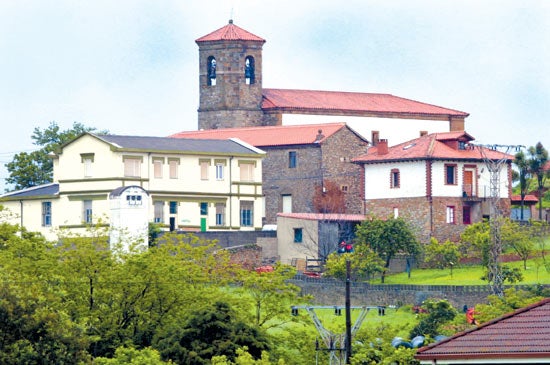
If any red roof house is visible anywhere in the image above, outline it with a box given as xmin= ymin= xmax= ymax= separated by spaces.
xmin=415 ymin=297 xmax=550 ymax=364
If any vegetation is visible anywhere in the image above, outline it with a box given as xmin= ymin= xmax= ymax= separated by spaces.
xmin=5 ymin=121 xmax=106 ymax=191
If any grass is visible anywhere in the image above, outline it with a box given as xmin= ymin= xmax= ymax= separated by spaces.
xmin=374 ymin=257 xmax=550 ymax=285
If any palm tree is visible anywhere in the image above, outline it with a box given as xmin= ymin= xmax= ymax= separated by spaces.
xmin=527 ymin=142 xmax=549 ymax=220
xmin=514 ymin=150 xmax=530 ymax=220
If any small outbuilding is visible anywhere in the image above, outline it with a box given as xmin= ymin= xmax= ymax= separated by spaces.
xmin=109 ymin=185 xmax=150 ymax=252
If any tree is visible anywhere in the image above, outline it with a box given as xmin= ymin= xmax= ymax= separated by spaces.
xmin=513 ymin=150 xmax=530 ymax=220
xmin=312 ymin=180 xmax=346 ymax=214
xmin=409 ymin=299 xmax=457 ymax=339
xmin=355 ymin=216 xmax=421 ymax=283
xmin=323 ymin=245 xmax=384 ymax=281
xmin=501 ymin=219 xmax=534 ymax=270
xmin=5 ymin=121 xmax=105 ymax=191
xmin=527 ymin=142 xmax=549 ymax=220
xmin=153 ymin=301 xmax=270 ymax=364
xmin=424 ymin=238 xmax=462 ymax=276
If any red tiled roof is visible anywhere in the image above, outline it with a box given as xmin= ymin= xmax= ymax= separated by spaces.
xmin=262 ymin=89 xmax=469 ymax=118
xmin=416 ymin=298 xmax=550 ymax=362
xmin=169 ymin=123 xmax=359 ymax=147
xmin=511 ymin=194 xmax=539 ymax=203
xmin=196 ymin=20 xmax=265 ymax=43
xmin=352 ymin=132 xmax=512 ymax=163
xmin=277 ymin=212 xmax=366 ymax=222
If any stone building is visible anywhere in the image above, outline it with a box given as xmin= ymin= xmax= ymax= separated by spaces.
xmin=171 ymin=123 xmax=369 ymax=224
xmin=352 ymin=131 xmax=512 ymax=243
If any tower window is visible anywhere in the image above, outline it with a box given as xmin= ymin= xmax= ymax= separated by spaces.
xmin=207 ymin=56 xmax=216 ymax=86
xmin=244 ymin=56 xmax=255 ymax=84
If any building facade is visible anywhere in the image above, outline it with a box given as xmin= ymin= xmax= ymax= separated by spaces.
xmin=0 ymin=133 xmax=265 ymax=241
xmin=353 ymin=132 xmax=512 ymax=243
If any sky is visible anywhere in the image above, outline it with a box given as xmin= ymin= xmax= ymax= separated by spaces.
xmin=1 ymin=0 xmax=549 ymax=192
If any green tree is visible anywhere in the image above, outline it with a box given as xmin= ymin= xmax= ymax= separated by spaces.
xmin=514 ymin=150 xmax=530 ymax=220
xmin=424 ymin=238 xmax=462 ymax=276
xmin=474 ymin=288 xmax=543 ymax=324
xmin=93 ymin=346 xmax=169 ymax=364
xmin=409 ymin=299 xmax=457 ymax=339
xmin=501 ymin=219 xmax=534 ymax=270
xmin=239 ymin=264 xmax=303 ymax=328
xmin=154 ymin=301 xmax=270 ymax=364
xmin=355 ymin=216 xmax=421 ymax=283
xmin=323 ymin=244 xmax=384 ymax=281
xmin=5 ymin=121 xmax=105 ymax=191
xmin=527 ymin=142 xmax=549 ymax=220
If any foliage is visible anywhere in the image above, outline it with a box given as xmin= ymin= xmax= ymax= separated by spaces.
xmin=154 ymin=301 xmax=271 ymax=364
xmin=238 ymin=264 xmax=303 ymax=328
xmin=312 ymin=179 xmax=346 ymax=214
xmin=324 ymin=245 xmax=384 ymax=281
xmin=423 ymin=237 xmax=462 ymax=276
xmin=409 ymin=299 xmax=457 ymax=339
xmin=474 ymin=288 xmax=543 ymax=324
xmin=355 ymin=216 xmax=422 ymax=283
xmin=94 ymin=346 xmax=170 ymax=364
xmin=351 ymin=324 xmax=419 ymax=365
xmin=5 ymin=121 xmax=105 ymax=191
xmin=513 ymin=150 xmax=530 ymax=220
xmin=500 ymin=220 xmax=534 ymax=270
xmin=527 ymin=142 xmax=549 ymax=219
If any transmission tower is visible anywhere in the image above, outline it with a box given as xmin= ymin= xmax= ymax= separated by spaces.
xmin=473 ymin=143 xmax=522 ymax=296
xmin=290 ymin=305 xmax=381 ymax=365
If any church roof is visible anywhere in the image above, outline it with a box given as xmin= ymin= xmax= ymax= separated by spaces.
xmin=262 ymin=88 xmax=469 ymax=119
xmin=196 ymin=20 xmax=265 ymax=43
xmin=352 ymin=131 xmax=512 ymax=163
xmin=415 ymin=298 xmax=550 ymax=362
xmin=170 ymin=123 xmax=365 ymax=147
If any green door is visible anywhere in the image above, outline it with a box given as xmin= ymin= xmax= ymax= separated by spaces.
xmin=200 ymin=217 xmax=207 ymax=232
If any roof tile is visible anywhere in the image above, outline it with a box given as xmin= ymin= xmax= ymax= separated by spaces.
xmin=196 ymin=20 xmax=265 ymax=43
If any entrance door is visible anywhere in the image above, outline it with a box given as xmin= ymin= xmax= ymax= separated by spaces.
xmin=463 ymin=170 xmax=474 ymax=196
xmin=169 ymin=217 xmax=176 ymax=231
xmin=462 ymin=206 xmax=471 ymax=225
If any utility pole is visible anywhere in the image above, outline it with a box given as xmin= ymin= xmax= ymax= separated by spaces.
xmin=473 ymin=143 xmax=522 ymax=296
xmin=345 ymin=260 xmax=352 ymax=363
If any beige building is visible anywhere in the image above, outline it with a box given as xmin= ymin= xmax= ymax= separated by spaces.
xmin=0 ymin=133 xmax=265 ymax=241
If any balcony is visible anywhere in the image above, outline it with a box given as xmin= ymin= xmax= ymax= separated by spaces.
xmin=462 ymin=184 xmax=482 ymax=201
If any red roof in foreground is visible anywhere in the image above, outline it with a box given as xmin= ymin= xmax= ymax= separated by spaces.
xmin=511 ymin=194 xmax=539 ymax=203
xmin=196 ymin=20 xmax=265 ymax=43
xmin=352 ymin=131 xmax=512 ymax=163
xmin=170 ymin=123 xmax=364 ymax=147
xmin=277 ymin=212 xmax=366 ymax=222
xmin=416 ymin=298 xmax=550 ymax=362
xmin=262 ymin=89 xmax=469 ymax=118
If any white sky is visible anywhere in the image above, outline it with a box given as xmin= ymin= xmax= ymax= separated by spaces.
xmin=1 ymin=0 xmax=549 ymax=191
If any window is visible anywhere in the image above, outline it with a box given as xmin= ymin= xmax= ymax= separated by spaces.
xmin=215 ymin=203 xmax=225 ymax=226
xmin=393 ymin=207 xmax=399 ymax=218
xmin=200 ymin=202 xmax=208 ymax=215
xmin=390 ymin=169 xmax=400 ymax=188
xmin=446 ymin=206 xmax=455 ymax=224
xmin=169 ymin=201 xmax=178 ymax=214
xmin=239 ymin=162 xmax=255 ymax=182
xmin=240 ymin=201 xmax=253 ymax=227
xmin=215 ymin=163 xmax=224 ymax=180
xmin=445 ymin=164 xmax=457 ymax=185
xmin=244 ymin=56 xmax=255 ymax=84
xmin=83 ymin=158 xmax=93 ymax=177
xmin=341 ymin=185 xmax=349 ymax=193
xmin=42 ymin=202 xmax=52 ymax=227
xmin=83 ymin=200 xmax=93 ymax=224
xmin=154 ymin=201 xmax=164 ymax=223
xmin=289 ymin=151 xmax=297 ymax=168
xmin=293 ymin=228 xmax=303 ymax=243
xmin=200 ymin=160 xmax=210 ymax=180
xmin=126 ymin=195 xmax=142 ymax=205
xmin=169 ymin=159 xmax=179 ymax=179
xmin=124 ymin=157 xmax=141 ymax=177
xmin=207 ymin=56 xmax=216 ymax=86
xmin=282 ymin=194 xmax=292 ymax=213
xmin=458 ymin=141 xmax=466 ymax=150
xmin=153 ymin=159 xmax=163 ymax=179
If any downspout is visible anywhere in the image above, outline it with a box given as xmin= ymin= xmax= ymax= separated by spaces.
xmin=19 ymin=200 xmax=23 ymax=230
xmin=426 ymin=160 xmax=434 ymax=237
xmin=229 ymin=156 xmax=233 ymax=229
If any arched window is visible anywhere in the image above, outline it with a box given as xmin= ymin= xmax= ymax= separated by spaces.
xmin=207 ymin=56 xmax=216 ymax=86
xmin=244 ymin=56 xmax=255 ymax=84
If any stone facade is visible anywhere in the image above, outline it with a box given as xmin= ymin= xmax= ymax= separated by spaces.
xmin=197 ymin=37 xmax=267 ymax=130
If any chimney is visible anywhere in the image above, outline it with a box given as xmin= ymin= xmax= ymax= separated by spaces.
xmin=377 ymin=139 xmax=388 ymax=155
xmin=371 ymin=130 xmax=380 ymax=146
xmin=420 ymin=130 xmax=428 ymax=137
xmin=314 ymin=129 xmax=325 ymax=143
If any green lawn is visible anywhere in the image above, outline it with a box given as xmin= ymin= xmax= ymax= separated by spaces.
xmin=373 ymin=258 xmax=550 ymax=285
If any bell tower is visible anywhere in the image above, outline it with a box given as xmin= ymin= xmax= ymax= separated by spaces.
xmin=196 ymin=20 xmax=266 ymax=130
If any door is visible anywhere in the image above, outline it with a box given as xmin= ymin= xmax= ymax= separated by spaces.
xmin=169 ymin=217 xmax=176 ymax=231
xmin=463 ymin=170 xmax=473 ymax=196
xmin=462 ymin=206 xmax=471 ymax=225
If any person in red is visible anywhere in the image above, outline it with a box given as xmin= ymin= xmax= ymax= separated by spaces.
xmin=466 ymin=307 xmax=478 ymax=325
